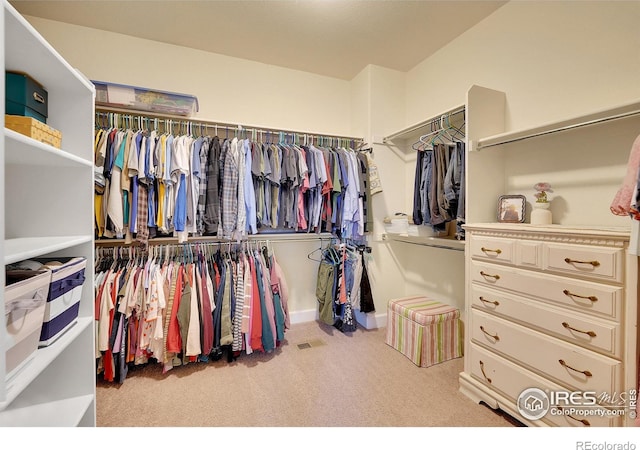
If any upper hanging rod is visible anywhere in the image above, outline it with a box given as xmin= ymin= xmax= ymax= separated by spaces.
xmin=476 ymin=108 xmax=640 ymax=150
xmin=382 ymin=106 xmax=465 ymax=144
xmin=94 ymin=232 xmax=334 ymax=247
xmin=95 ymin=106 xmax=364 ymax=145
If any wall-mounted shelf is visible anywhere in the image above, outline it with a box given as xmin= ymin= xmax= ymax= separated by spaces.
xmin=475 ymin=99 xmax=640 ymax=151
xmin=386 ymin=233 xmax=465 ymax=252
xmin=382 ymin=105 xmax=465 ymax=149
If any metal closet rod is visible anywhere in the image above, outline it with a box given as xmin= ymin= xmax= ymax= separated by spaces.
xmin=94 ymin=233 xmax=334 ymax=247
xmin=95 ymin=107 xmax=364 ymax=144
xmin=383 ymin=107 xmax=465 ymax=143
xmin=477 ymin=109 xmax=640 ymax=150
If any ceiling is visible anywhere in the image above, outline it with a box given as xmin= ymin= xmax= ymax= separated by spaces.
xmin=9 ymin=0 xmax=507 ymax=80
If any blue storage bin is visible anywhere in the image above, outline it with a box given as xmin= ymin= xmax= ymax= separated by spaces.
xmin=33 ymin=257 xmax=87 ymax=346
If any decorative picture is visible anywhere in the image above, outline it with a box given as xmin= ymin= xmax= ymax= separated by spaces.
xmin=497 ymin=195 xmax=526 ymax=223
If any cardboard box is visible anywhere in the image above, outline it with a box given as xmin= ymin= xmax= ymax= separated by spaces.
xmin=5 ymin=114 xmax=62 ymax=148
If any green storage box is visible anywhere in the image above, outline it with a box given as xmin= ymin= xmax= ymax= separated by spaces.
xmin=6 ymin=71 xmax=48 ymax=123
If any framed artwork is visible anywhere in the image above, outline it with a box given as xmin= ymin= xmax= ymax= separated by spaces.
xmin=498 ymin=195 xmax=526 ymax=223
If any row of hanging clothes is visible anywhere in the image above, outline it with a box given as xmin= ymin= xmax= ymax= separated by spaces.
xmin=411 ymin=110 xmax=466 ymax=240
xmin=311 ymin=239 xmax=374 ymax=333
xmin=94 ymin=240 xmax=290 ymax=384
xmin=94 ymin=112 xmax=378 ymax=247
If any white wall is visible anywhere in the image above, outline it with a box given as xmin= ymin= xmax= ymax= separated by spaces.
xmin=23 ymin=15 xmax=353 ymax=137
xmin=405 ymin=1 xmax=640 ymax=132
xmin=403 ymin=0 xmax=639 ymax=229
xmin=355 ymin=65 xmax=410 ymax=326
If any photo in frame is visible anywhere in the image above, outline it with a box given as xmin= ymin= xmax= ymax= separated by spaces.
xmin=497 ymin=195 xmax=526 ymax=223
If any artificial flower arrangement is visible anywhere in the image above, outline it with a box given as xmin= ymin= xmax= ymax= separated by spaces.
xmin=534 ymin=182 xmax=552 ymax=203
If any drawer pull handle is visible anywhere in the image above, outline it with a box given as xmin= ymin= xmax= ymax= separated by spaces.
xmin=481 ymin=247 xmax=502 ymax=255
xmin=558 ymin=359 xmax=592 ymax=378
xmin=562 ymin=322 xmax=597 ymax=338
xmin=557 ymin=406 xmax=591 ymax=426
xmin=564 ymin=257 xmax=600 ymax=268
xmin=479 ymin=360 xmax=492 ymax=383
xmin=480 ymin=325 xmax=500 ymax=341
xmin=563 ymin=289 xmax=598 ymax=303
xmin=480 ymin=271 xmax=500 ymax=281
xmin=479 ymin=296 xmax=500 ymax=306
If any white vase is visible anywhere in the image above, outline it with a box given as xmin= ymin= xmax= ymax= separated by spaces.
xmin=531 ymin=202 xmax=552 ymax=225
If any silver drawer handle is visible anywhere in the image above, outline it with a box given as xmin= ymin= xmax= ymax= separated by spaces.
xmin=563 ymin=289 xmax=598 ymax=303
xmin=480 ymin=325 xmax=499 ymax=341
xmin=562 ymin=321 xmax=596 ymax=337
xmin=480 ymin=271 xmax=500 ymax=281
xmin=564 ymin=257 xmax=600 ymax=268
xmin=481 ymin=247 xmax=502 ymax=255
xmin=479 ymin=296 xmax=500 ymax=306
xmin=479 ymin=360 xmax=492 ymax=383
xmin=559 ymin=359 xmax=592 ymax=378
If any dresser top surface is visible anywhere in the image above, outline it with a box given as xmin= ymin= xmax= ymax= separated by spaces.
xmin=464 ymin=223 xmax=631 ymax=239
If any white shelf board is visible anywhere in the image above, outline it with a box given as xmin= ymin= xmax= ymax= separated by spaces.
xmin=387 ymin=233 xmax=465 ymax=251
xmin=5 ymin=128 xmax=92 ymax=167
xmin=4 ymin=2 xmax=94 ymax=95
xmin=0 ymin=394 xmax=93 ymax=426
xmin=4 ymin=235 xmax=93 ymax=265
xmin=477 ymin=99 xmax=640 ymax=150
xmin=0 ymin=317 xmax=92 ymax=412
xmin=382 ymin=105 xmax=465 ymax=146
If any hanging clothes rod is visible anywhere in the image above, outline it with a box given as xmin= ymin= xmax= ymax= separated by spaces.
xmin=95 ymin=106 xmax=364 ymax=145
xmin=383 ymin=107 xmax=465 ymax=144
xmin=477 ymin=108 xmax=640 ymax=150
xmin=94 ymin=233 xmax=334 ymax=247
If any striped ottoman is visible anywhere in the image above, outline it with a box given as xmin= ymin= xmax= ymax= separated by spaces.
xmin=385 ymin=296 xmax=463 ymax=367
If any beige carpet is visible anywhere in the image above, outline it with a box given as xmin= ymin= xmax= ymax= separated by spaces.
xmin=96 ymin=320 xmax=520 ymax=427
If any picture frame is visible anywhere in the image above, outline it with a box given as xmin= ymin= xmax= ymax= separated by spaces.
xmin=497 ymin=195 xmax=526 ymax=223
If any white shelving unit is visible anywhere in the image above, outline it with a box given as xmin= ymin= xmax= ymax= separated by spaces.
xmin=1 ymin=1 xmax=96 ymax=426
xmin=379 ymin=85 xmax=505 ymax=313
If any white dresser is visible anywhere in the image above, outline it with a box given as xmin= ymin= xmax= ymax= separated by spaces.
xmin=459 ymin=223 xmax=638 ymax=427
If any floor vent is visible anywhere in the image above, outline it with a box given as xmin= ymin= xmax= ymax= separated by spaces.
xmin=296 ymin=339 xmax=326 ymax=350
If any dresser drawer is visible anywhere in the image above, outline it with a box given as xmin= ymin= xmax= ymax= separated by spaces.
xmin=469 ymin=343 xmax=621 ymax=427
xmin=544 ymin=242 xmax=623 ymax=283
xmin=470 ymin=261 xmax=623 ymax=320
xmin=470 ymin=285 xmax=621 ymax=358
xmin=471 ymin=309 xmax=622 ymax=395
xmin=469 ymin=236 xmax=516 ymax=265
xmin=471 ymin=284 xmax=622 ymax=357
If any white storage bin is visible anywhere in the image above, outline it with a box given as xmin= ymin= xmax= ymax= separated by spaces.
xmin=4 ymin=269 xmax=51 ymax=382
xmin=34 ymin=257 xmax=87 ymax=346
xmin=384 ymin=215 xmax=409 ymax=235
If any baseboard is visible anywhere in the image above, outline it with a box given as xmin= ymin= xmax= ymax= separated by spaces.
xmin=289 ymin=309 xmax=387 ymax=330
xmin=355 ymin=310 xmax=387 ymax=330
xmin=289 ymin=309 xmax=318 ymax=324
